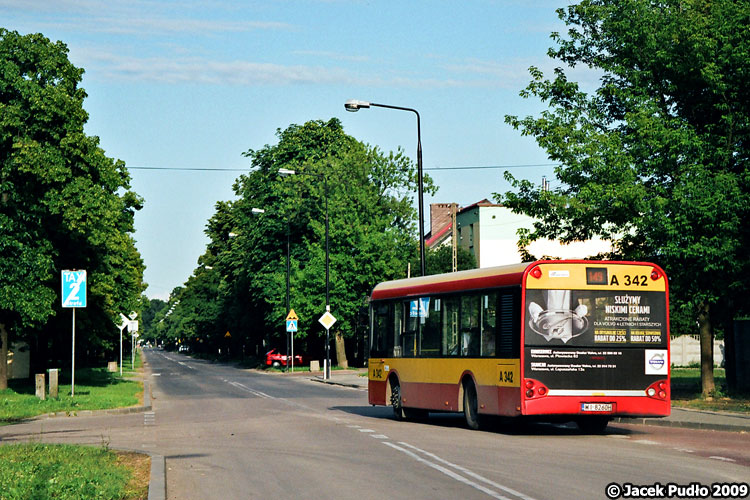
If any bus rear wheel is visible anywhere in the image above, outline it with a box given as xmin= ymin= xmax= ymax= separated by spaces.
xmin=463 ymin=380 xmax=481 ymax=430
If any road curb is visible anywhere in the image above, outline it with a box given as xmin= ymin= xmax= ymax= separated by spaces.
xmin=148 ymin=453 xmax=166 ymax=500
xmin=614 ymin=417 xmax=750 ymax=433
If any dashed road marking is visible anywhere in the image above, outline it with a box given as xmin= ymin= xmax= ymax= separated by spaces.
xmin=144 ymin=411 xmax=155 ymax=426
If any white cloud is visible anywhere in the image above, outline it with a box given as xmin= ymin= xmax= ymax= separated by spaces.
xmin=74 ymin=49 xmax=512 ymax=88
xmin=291 ymin=50 xmax=371 ymax=63
xmin=441 ymin=56 xmax=605 ymax=91
xmin=1 ymin=0 xmax=295 ymax=35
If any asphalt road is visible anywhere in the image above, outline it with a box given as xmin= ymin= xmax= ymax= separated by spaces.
xmin=3 ymin=348 xmax=748 ymax=500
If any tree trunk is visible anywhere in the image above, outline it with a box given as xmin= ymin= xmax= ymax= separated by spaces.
xmin=0 ymin=322 xmax=8 ymax=390
xmin=697 ymin=301 xmax=715 ymax=397
xmin=335 ymin=331 xmax=348 ymax=369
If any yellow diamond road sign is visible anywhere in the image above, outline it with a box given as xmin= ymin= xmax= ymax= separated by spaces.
xmin=286 ymin=309 xmax=298 ymax=321
xmin=318 ymin=311 xmax=337 ymax=330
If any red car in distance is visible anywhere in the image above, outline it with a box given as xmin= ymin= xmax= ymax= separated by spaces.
xmin=264 ymin=349 xmax=305 ymax=367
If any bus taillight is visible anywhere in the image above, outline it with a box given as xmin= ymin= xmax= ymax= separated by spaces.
xmin=650 ymin=268 xmax=661 ymax=281
xmin=646 ymin=380 xmax=669 ymax=400
xmin=524 ymin=379 xmax=548 ymax=399
xmin=530 ymin=267 xmax=542 ymax=279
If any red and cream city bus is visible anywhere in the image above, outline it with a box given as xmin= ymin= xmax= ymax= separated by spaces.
xmin=368 ymin=261 xmax=670 ymax=432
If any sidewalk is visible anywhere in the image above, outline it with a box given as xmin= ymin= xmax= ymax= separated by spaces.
xmin=311 ymin=371 xmax=750 ymax=433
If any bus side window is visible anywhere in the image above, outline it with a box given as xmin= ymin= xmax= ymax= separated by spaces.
xmin=481 ymin=293 xmax=497 ymax=356
xmin=443 ymin=296 xmax=460 ymax=356
xmin=371 ymin=302 xmax=389 ymax=357
xmin=392 ymin=301 xmax=403 ymax=358
xmin=420 ymin=297 xmax=441 ymax=356
xmin=460 ymin=295 xmax=481 ymax=357
xmin=403 ymin=300 xmax=418 ymax=357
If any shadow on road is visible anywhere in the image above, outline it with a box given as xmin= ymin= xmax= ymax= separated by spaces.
xmin=329 ymin=405 xmax=647 ymax=437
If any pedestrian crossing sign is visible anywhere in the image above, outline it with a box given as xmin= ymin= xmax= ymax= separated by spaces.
xmin=286 ymin=319 xmax=298 ymax=332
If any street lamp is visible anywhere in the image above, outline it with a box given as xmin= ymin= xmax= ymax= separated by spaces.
xmin=345 ymin=99 xmax=426 ymax=277
xmin=278 ymin=167 xmax=331 ymax=379
xmin=252 ymin=207 xmax=292 ymax=373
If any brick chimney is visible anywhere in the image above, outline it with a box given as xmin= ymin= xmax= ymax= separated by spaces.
xmin=430 ymin=203 xmax=455 ymax=235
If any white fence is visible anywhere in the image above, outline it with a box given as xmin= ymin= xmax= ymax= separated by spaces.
xmin=670 ymin=335 xmax=724 ymax=367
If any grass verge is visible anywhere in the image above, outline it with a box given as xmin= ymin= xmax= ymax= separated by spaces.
xmin=671 ymin=367 xmax=750 ymax=413
xmin=0 ymin=443 xmax=149 ymax=500
xmin=1 ymin=367 xmax=142 ymax=424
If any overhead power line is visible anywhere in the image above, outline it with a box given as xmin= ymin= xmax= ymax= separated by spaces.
xmin=127 ymin=163 xmax=559 ymax=172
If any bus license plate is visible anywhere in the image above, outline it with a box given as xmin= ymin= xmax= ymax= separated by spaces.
xmin=581 ymin=403 xmax=612 ymax=412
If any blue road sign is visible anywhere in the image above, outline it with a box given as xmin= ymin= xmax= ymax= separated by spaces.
xmin=409 ymin=297 xmax=429 ymax=318
xmin=286 ymin=319 xmax=298 ymax=332
xmin=61 ymin=270 xmax=87 ymax=308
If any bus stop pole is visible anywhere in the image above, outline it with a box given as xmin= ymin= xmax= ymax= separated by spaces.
xmin=71 ymin=308 xmax=76 ymax=397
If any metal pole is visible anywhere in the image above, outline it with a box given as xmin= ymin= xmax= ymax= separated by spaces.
xmin=71 ymin=308 xmax=75 ymax=397
xmin=415 ymin=112 xmax=425 ymax=278
xmin=119 ymin=326 xmax=123 ymax=376
xmin=368 ymin=103 xmax=425 ymax=276
xmin=324 ymin=175 xmax=331 ymax=380
xmin=286 ymin=220 xmax=291 ymax=373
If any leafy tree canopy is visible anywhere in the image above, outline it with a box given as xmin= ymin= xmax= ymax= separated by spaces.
xmin=501 ymin=0 xmax=749 ymax=393
xmin=158 ymin=118 xmax=435 ymax=360
xmin=0 ymin=29 xmax=145 ymax=380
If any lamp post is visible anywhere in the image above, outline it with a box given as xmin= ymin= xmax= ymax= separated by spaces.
xmin=278 ymin=167 xmax=331 ymax=379
xmin=344 ymin=99 xmax=426 ymax=277
xmin=252 ymin=207 xmax=292 ymax=373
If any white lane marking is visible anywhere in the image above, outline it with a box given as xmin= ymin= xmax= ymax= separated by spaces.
xmin=176 ymin=361 xmax=196 ymax=370
xmin=709 ymin=456 xmax=736 ymax=462
xmin=634 ymin=439 xmax=659 ymax=445
xmin=396 ymin=442 xmax=537 ymax=500
xmin=358 ymin=429 xmax=375 ymax=433
xmin=383 ymin=442 xmax=524 ymax=500
xmin=370 ymin=434 xmax=389 ymax=439
xmin=227 ymin=381 xmax=273 ymax=399
xmin=674 ymin=448 xmax=695 ymax=453
xmin=152 ymin=373 xmax=161 ymax=376
xmin=225 ymin=380 xmax=314 ymax=411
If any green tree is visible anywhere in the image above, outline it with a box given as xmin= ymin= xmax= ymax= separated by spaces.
xmin=193 ymin=118 xmax=434 ymax=364
xmin=139 ymin=297 xmax=168 ymax=344
xmin=0 ymin=30 xmax=145 ymax=387
xmin=411 ymin=244 xmax=477 ymax=275
xmin=502 ymin=0 xmax=749 ymax=396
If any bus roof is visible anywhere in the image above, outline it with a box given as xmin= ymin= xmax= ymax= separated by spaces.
xmin=370 ymin=260 xmax=667 ymax=300
xmin=370 ymin=262 xmax=530 ymax=301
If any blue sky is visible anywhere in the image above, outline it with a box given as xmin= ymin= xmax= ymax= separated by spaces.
xmin=2 ymin=0 xmax=592 ymax=300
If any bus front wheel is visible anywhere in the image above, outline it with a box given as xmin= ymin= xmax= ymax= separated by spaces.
xmin=390 ymin=381 xmax=407 ymax=420
xmin=463 ymin=380 xmax=481 ymax=430
xmin=390 ymin=380 xmax=426 ymax=421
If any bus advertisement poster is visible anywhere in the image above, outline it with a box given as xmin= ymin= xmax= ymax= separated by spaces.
xmin=524 ymin=289 xmax=667 ymax=348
